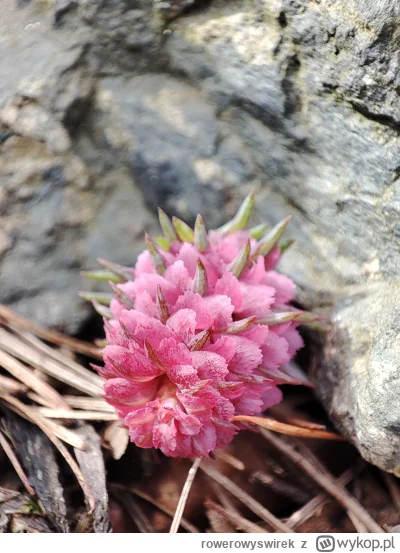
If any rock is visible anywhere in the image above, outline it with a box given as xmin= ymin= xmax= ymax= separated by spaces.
xmin=94 ymin=74 xmax=228 ymax=226
xmin=54 ymin=0 xmax=78 ymax=26
xmin=0 ymin=0 xmax=161 ymax=334
xmin=309 ymin=282 xmax=400 ymax=475
xmin=0 ymin=0 xmax=400 ymax=468
xmin=1 ymin=97 xmax=72 ymax=154
xmin=153 ymin=0 xmax=201 ymax=21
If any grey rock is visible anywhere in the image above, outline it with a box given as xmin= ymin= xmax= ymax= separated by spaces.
xmin=0 ymin=0 xmax=160 ymax=333
xmin=54 ymin=0 xmax=78 ymax=26
xmin=0 ymin=0 xmax=400 ymax=469
xmin=94 ymin=74 xmax=226 ymax=225
xmin=153 ymin=0 xmax=202 ymax=21
xmin=309 ymin=282 xmax=400 ymax=474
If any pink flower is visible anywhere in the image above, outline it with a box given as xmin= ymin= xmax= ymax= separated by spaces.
xmin=88 ymin=194 xmax=314 ymax=458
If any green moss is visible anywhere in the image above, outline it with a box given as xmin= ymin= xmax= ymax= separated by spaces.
xmin=24 ymin=498 xmax=42 ymax=515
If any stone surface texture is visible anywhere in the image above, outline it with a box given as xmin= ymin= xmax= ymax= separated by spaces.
xmin=0 ymin=0 xmax=399 ymax=470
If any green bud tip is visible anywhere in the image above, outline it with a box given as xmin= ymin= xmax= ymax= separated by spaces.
xmin=258 ymin=311 xmax=301 ymax=326
xmin=229 ymin=239 xmax=251 ymax=278
xmin=172 ymin=216 xmax=195 ymax=243
xmin=119 ymin=319 xmax=134 ymax=341
xmin=154 ymin=235 xmax=170 ymax=251
xmin=91 ymin=300 xmax=112 ymax=319
xmin=144 ymin=340 xmax=165 ymax=371
xmin=254 ymin=215 xmax=292 ymax=259
xmin=278 ymin=239 xmax=295 ymax=254
xmin=79 ymin=291 xmax=112 ymax=305
xmin=249 ymin=222 xmax=269 ymax=240
xmin=217 ymin=192 xmax=254 ymax=234
xmin=295 ymin=312 xmax=329 ymax=332
xmin=224 ymin=316 xmax=256 ymax=334
xmin=158 ymin=208 xmax=178 ymax=241
xmin=192 ymin=258 xmax=208 ymax=296
xmin=194 ymin=214 xmax=208 ymax=252
xmin=145 ymin=233 xmax=166 ymax=274
xmin=81 ymin=270 xmax=123 ymax=284
xmin=97 ymin=258 xmax=133 ymax=281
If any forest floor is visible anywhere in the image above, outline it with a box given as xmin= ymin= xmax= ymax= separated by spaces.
xmin=0 ymin=304 xmax=398 ymax=534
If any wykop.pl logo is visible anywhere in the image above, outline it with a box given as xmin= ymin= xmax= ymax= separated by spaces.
xmin=316 ymin=536 xmax=335 ymax=552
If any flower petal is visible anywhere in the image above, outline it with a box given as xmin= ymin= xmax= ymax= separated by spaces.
xmin=261 ymin=331 xmax=291 ymax=370
xmin=205 ymin=335 xmax=237 ymax=365
xmin=167 ymin=309 xmax=197 ymax=345
xmin=191 ymin=350 xmax=229 ymax=380
xmin=104 ymin=345 xmax=162 ymax=382
xmin=228 ymin=336 xmax=263 ymax=376
xmin=236 ymin=283 xmax=275 ymax=318
xmin=175 ymin=291 xmax=213 ymax=328
xmin=263 ymin=271 xmax=296 ymax=304
xmin=213 ymin=272 xmax=243 ymax=310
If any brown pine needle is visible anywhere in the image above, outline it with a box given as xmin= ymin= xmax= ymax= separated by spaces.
xmin=0 ymin=430 xmax=35 ymax=496
xmin=347 ymin=510 xmax=369 ymax=533
xmin=286 ymin=464 xmax=365 ymax=528
xmin=110 ymin=485 xmax=154 ymax=533
xmin=206 ymin=500 xmax=268 ymax=533
xmin=270 ymin=404 xmax=328 ymax=430
xmin=113 ymin=484 xmax=200 ymax=533
xmin=210 ymin=481 xmax=241 ymax=515
xmin=231 ymin=415 xmax=345 ymax=441
xmin=260 ymin=429 xmax=384 ymax=533
xmin=0 ymin=329 xmax=103 ymax=397
xmin=17 ymin=330 xmax=103 ymax=389
xmin=200 ymin=460 xmax=294 ymax=533
xmin=0 ymin=304 xmax=102 ymax=359
xmin=36 ymin=408 xmax=118 ymax=421
xmin=381 ymin=472 xmax=400 ymax=517
xmin=214 ymin=450 xmax=245 ymax=471
xmin=170 ymin=457 xmax=201 ymax=533
xmin=0 ymin=348 xmax=70 ymax=410
xmin=0 ymin=374 xmax=28 ymax=394
xmin=0 ymin=393 xmax=85 ymax=450
xmin=251 ymin=471 xmax=310 ymax=504
xmin=63 ymin=396 xmax=115 ymax=412
xmin=26 ymin=392 xmax=60 ymax=408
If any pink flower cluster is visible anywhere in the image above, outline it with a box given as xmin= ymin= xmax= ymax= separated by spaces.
xmin=92 ymin=198 xmax=309 ymax=458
